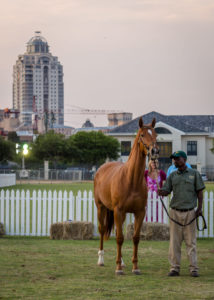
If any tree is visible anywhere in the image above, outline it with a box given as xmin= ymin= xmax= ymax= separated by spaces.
xmin=69 ymin=131 xmax=120 ymax=165
xmin=31 ymin=131 xmax=65 ymax=166
xmin=0 ymin=137 xmax=16 ymax=162
xmin=7 ymin=131 xmax=20 ymax=143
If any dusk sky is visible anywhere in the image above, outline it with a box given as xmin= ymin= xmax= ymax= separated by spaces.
xmin=0 ymin=0 xmax=214 ymax=127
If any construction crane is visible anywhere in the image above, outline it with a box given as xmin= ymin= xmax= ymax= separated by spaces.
xmin=30 ymin=100 xmax=131 ymax=132
xmin=63 ymin=105 xmax=123 ymax=115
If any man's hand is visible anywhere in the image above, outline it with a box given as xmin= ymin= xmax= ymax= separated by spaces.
xmin=158 ymin=189 xmax=169 ymax=197
xmin=195 ymin=207 xmax=203 ymax=217
xmin=196 ymin=190 xmax=203 ymax=217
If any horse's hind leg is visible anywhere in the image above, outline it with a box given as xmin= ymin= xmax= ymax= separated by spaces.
xmin=114 ymin=207 xmax=126 ymax=275
xmin=132 ymin=210 xmax=146 ymax=275
xmin=97 ymin=204 xmax=106 ymax=266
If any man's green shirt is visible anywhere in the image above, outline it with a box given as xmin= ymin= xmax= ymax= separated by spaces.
xmin=161 ymin=167 xmax=205 ymax=209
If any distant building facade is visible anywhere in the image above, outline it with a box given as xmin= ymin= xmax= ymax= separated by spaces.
xmin=108 ymin=112 xmax=132 ymax=126
xmin=13 ymin=31 xmax=64 ymax=127
xmin=0 ymin=108 xmax=20 ymax=136
xmin=109 ymin=111 xmax=214 ymax=178
xmin=52 ymin=124 xmax=74 ymax=137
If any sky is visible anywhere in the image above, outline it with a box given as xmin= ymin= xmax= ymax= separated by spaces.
xmin=0 ymin=0 xmax=214 ymax=128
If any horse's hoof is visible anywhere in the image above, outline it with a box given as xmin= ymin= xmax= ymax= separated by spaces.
xmin=115 ymin=269 xmax=125 ymax=275
xmin=97 ymin=263 xmax=104 ymax=266
xmin=132 ymin=269 xmax=141 ymax=275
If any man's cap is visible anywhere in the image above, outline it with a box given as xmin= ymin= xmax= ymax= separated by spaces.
xmin=170 ymin=151 xmax=187 ymax=159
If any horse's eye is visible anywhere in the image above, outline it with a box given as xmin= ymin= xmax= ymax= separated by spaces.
xmin=141 ymin=134 xmax=144 ymax=137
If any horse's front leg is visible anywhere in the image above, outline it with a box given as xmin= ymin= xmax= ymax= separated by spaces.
xmin=132 ymin=210 xmax=146 ymax=275
xmin=114 ymin=207 xmax=126 ymax=275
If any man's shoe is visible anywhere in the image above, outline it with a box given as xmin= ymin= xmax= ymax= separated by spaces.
xmin=191 ymin=271 xmax=199 ymax=277
xmin=168 ymin=270 xmax=180 ymax=276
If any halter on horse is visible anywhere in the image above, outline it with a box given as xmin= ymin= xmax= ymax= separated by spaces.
xmin=94 ymin=117 xmax=159 ymax=274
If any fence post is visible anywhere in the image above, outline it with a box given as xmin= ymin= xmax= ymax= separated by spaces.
xmin=209 ymin=192 xmax=213 ymax=238
xmin=58 ymin=191 xmax=62 ymax=222
xmin=88 ymin=191 xmax=93 ymax=223
xmin=21 ymin=190 xmax=25 ymax=236
xmin=53 ymin=190 xmax=57 ymax=224
xmin=42 ymin=190 xmax=47 ymax=236
xmin=69 ymin=191 xmax=74 ymax=221
xmin=32 ymin=190 xmax=36 ymax=236
xmin=16 ymin=190 xmax=20 ymax=235
xmin=0 ymin=190 xmax=4 ymax=225
xmin=153 ymin=192 xmax=157 ymax=222
xmin=5 ymin=190 xmax=10 ymax=235
xmin=26 ymin=190 xmax=30 ymax=236
xmin=163 ymin=196 xmax=169 ymax=224
xmin=48 ymin=190 xmax=52 ymax=234
xmin=83 ymin=190 xmax=87 ymax=221
xmin=147 ymin=192 xmax=152 ymax=222
xmin=204 ymin=192 xmax=208 ymax=238
xmin=11 ymin=190 xmax=15 ymax=235
xmin=63 ymin=191 xmax=68 ymax=222
xmin=37 ymin=190 xmax=42 ymax=236
xmin=76 ymin=191 xmax=81 ymax=221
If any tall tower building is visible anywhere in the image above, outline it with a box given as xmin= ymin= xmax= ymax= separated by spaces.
xmin=13 ymin=31 xmax=64 ymax=127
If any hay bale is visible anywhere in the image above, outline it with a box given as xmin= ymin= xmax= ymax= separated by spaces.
xmin=50 ymin=221 xmax=94 ymax=240
xmin=50 ymin=222 xmax=64 ymax=240
xmin=0 ymin=223 xmax=5 ymax=237
xmin=126 ymin=222 xmax=169 ymax=241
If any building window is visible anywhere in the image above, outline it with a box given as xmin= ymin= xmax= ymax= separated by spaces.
xmin=157 ymin=142 xmax=172 ymax=158
xmin=121 ymin=141 xmax=131 ymax=156
xmin=155 ymin=127 xmax=172 ymax=134
xmin=187 ymin=141 xmax=197 ymax=156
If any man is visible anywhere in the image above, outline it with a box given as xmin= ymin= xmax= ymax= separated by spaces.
xmin=158 ymin=151 xmax=205 ymax=277
xmin=167 ymin=158 xmax=192 ymax=177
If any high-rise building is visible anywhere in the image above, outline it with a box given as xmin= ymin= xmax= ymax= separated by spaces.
xmin=13 ymin=31 xmax=64 ymax=127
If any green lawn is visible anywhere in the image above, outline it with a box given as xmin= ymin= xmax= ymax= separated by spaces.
xmin=1 ymin=182 xmax=213 ymax=196
xmin=0 ymin=237 xmax=213 ymax=299
xmin=204 ymin=182 xmax=214 ymax=193
xmin=0 ymin=182 xmax=94 ymax=196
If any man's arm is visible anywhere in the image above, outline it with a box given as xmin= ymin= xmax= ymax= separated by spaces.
xmin=194 ymin=171 xmax=205 ymax=217
xmin=195 ymin=190 xmax=203 ymax=217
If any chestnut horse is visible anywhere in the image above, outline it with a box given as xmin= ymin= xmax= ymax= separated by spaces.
xmin=94 ymin=117 xmax=159 ymax=275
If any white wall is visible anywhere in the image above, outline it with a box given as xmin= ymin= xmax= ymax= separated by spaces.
xmin=0 ymin=174 xmax=16 ymax=188
xmin=181 ymin=135 xmax=207 ymax=170
xmin=205 ymin=137 xmax=214 ymax=166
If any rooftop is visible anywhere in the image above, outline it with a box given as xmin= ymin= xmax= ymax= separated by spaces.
xmin=110 ymin=111 xmax=214 ymax=134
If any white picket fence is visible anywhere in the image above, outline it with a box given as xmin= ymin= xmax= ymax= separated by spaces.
xmin=0 ymin=189 xmax=213 ymax=238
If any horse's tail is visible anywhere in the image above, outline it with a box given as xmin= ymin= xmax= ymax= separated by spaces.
xmin=104 ymin=208 xmax=114 ymax=240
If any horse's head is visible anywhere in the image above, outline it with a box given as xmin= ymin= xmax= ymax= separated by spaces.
xmin=138 ymin=117 xmax=159 ymax=160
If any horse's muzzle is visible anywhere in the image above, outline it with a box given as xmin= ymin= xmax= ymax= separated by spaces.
xmin=150 ymin=147 xmax=159 ymax=160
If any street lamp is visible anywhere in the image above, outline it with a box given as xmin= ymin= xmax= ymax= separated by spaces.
xmin=22 ymin=144 xmax=29 ymax=169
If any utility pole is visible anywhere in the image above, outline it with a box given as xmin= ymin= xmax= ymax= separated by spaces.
xmin=44 ymin=111 xmax=49 ymax=133
xmin=51 ymin=111 xmax=56 ymax=128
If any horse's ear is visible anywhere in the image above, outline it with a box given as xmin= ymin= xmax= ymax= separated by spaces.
xmin=139 ymin=117 xmax=143 ymax=128
xmin=151 ymin=118 xmax=156 ymax=128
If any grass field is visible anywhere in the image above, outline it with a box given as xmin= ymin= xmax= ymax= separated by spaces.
xmin=0 ymin=237 xmax=213 ymax=299
xmin=0 ymin=182 xmax=94 ymax=196
xmin=1 ymin=182 xmax=214 ymax=196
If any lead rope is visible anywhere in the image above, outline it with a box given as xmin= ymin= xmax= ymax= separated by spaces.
xmin=152 ymin=161 xmax=207 ymax=231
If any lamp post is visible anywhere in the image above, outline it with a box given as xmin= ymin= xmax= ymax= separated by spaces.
xmin=22 ymin=144 xmax=29 ymax=169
